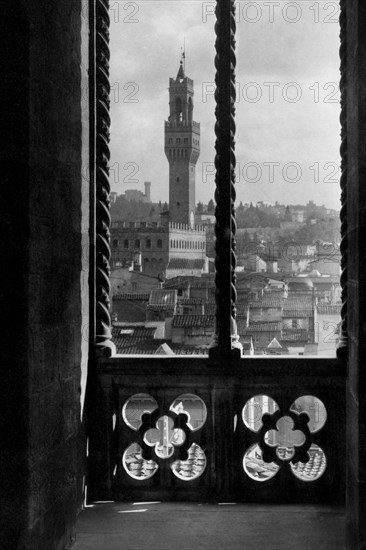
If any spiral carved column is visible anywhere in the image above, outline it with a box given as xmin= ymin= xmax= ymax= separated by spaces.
xmin=337 ymin=0 xmax=347 ymax=358
xmin=210 ymin=0 xmax=242 ymax=359
xmin=95 ymin=0 xmax=115 ymax=355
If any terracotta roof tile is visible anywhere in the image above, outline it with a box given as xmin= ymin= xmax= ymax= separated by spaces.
xmin=112 ymin=326 xmax=158 ymax=353
xmin=113 ymin=292 xmax=150 ymax=300
xmin=244 ymin=322 xmax=282 ymax=332
xmin=249 ymin=300 xmax=283 ymax=308
xmin=283 ymin=309 xmax=311 ymax=318
xmin=282 ymin=330 xmax=309 ymax=342
xmin=167 ymin=258 xmax=205 ymax=270
xmin=236 ymin=304 xmax=249 ymax=316
xmin=317 ymin=305 xmax=341 ymax=314
xmin=172 ymin=315 xmax=215 ymax=328
xmin=148 ymin=289 xmax=177 ymax=308
xmin=178 ymin=298 xmax=204 ymax=305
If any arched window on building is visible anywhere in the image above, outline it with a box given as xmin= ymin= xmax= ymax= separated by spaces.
xmin=146 ymin=239 xmax=151 ymax=249
xmin=157 ymin=239 xmax=162 ymax=249
xmin=124 ymin=239 xmax=129 ymax=249
xmin=135 ymin=239 xmax=140 ymax=249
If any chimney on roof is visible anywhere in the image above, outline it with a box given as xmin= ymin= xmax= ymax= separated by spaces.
xmin=144 ymin=181 xmax=151 ymax=202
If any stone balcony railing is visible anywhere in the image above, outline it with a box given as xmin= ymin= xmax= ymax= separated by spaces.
xmin=88 ymin=355 xmax=345 ymax=505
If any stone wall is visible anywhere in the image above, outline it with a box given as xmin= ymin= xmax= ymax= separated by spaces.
xmin=0 ymin=1 xmax=89 ymax=548
xmin=345 ymin=2 xmax=366 ymax=548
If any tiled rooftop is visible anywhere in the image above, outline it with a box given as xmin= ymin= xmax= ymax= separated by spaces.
xmin=203 ymin=303 xmax=216 ymax=315
xmin=249 ymin=300 xmax=283 ymax=308
xmin=282 ymin=330 xmax=309 ymax=342
xmin=113 ymin=292 xmax=150 ymax=300
xmin=148 ymin=289 xmax=177 ymax=308
xmin=243 ymin=322 xmax=282 ymax=332
xmin=283 ymin=309 xmax=311 ymax=318
xmin=163 ymin=277 xmax=191 ymax=289
xmin=317 ymin=305 xmax=342 ymax=314
xmin=112 ymin=326 xmax=157 ymax=353
xmin=236 ymin=304 xmax=249 ymax=316
xmin=172 ymin=315 xmax=215 ymax=328
xmin=178 ymin=297 xmax=204 ymax=305
xmin=167 ymin=258 xmax=206 ymax=270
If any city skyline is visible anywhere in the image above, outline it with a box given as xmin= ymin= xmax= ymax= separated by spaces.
xmin=110 ymin=1 xmax=341 ymax=209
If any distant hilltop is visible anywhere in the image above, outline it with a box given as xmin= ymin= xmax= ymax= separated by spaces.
xmin=110 ymin=181 xmax=151 ymax=204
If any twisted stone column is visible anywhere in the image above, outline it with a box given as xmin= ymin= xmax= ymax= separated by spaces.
xmin=210 ymin=0 xmax=242 ymax=358
xmin=337 ymin=0 xmax=347 ymax=358
xmin=95 ymin=0 xmax=115 ymax=355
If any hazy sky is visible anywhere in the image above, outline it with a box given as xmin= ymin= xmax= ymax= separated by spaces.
xmin=110 ymin=1 xmax=341 ymax=209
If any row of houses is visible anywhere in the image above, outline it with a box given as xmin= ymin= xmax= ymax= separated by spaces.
xmin=111 ymin=273 xmax=341 ymax=356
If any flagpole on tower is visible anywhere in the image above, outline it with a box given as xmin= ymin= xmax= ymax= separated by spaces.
xmin=183 ymin=37 xmax=186 ymax=73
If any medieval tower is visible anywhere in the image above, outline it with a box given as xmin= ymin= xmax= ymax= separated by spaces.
xmin=111 ymin=55 xmax=207 ymax=278
xmin=164 ymin=57 xmax=200 ymax=227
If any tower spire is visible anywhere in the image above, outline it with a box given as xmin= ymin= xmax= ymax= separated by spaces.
xmin=182 ymin=37 xmax=186 ymax=73
xmin=177 ymin=41 xmax=186 ymax=80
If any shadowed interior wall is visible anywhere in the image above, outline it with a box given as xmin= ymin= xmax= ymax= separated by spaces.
xmin=346 ymin=3 xmax=366 ymax=548
xmin=0 ymin=1 xmax=89 ymax=548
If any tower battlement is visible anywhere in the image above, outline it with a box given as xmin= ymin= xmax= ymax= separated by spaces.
xmin=165 ymin=120 xmax=200 ymax=131
xmin=169 ymin=221 xmax=205 ymax=233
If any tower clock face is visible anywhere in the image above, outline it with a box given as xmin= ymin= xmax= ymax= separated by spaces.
xmin=190 ymin=211 xmax=195 ymax=229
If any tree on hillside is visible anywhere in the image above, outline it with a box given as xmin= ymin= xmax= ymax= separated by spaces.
xmin=207 ymin=199 xmax=215 ymax=213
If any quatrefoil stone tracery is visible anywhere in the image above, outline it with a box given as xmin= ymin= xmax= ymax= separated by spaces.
xmin=144 ymin=416 xmax=186 ymax=459
xmin=242 ymin=395 xmax=328 ymax=482
xmin=265 ymin=416 xmax=306 ymax=461
xmin=122 ymin=393 xmax=207 ymax=481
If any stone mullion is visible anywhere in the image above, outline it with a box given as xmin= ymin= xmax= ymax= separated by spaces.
xmin=210 ymin=0 xmax=241 ymax=358
xmin=337 ymin=0 xmax=347 ymax=358
xmin=95 ymin=0 xmax=115 ymax=355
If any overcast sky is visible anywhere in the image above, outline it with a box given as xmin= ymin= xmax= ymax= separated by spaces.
xmin=110 ymin=1 xmax=341 ymax=209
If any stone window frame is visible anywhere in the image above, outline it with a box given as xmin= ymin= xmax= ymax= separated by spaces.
xmin=92 ymin=0 xmax=346 ymax=360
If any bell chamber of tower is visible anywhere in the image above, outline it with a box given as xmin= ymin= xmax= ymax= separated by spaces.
xmin=164 ymin=60 xmax=200 ymax=228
